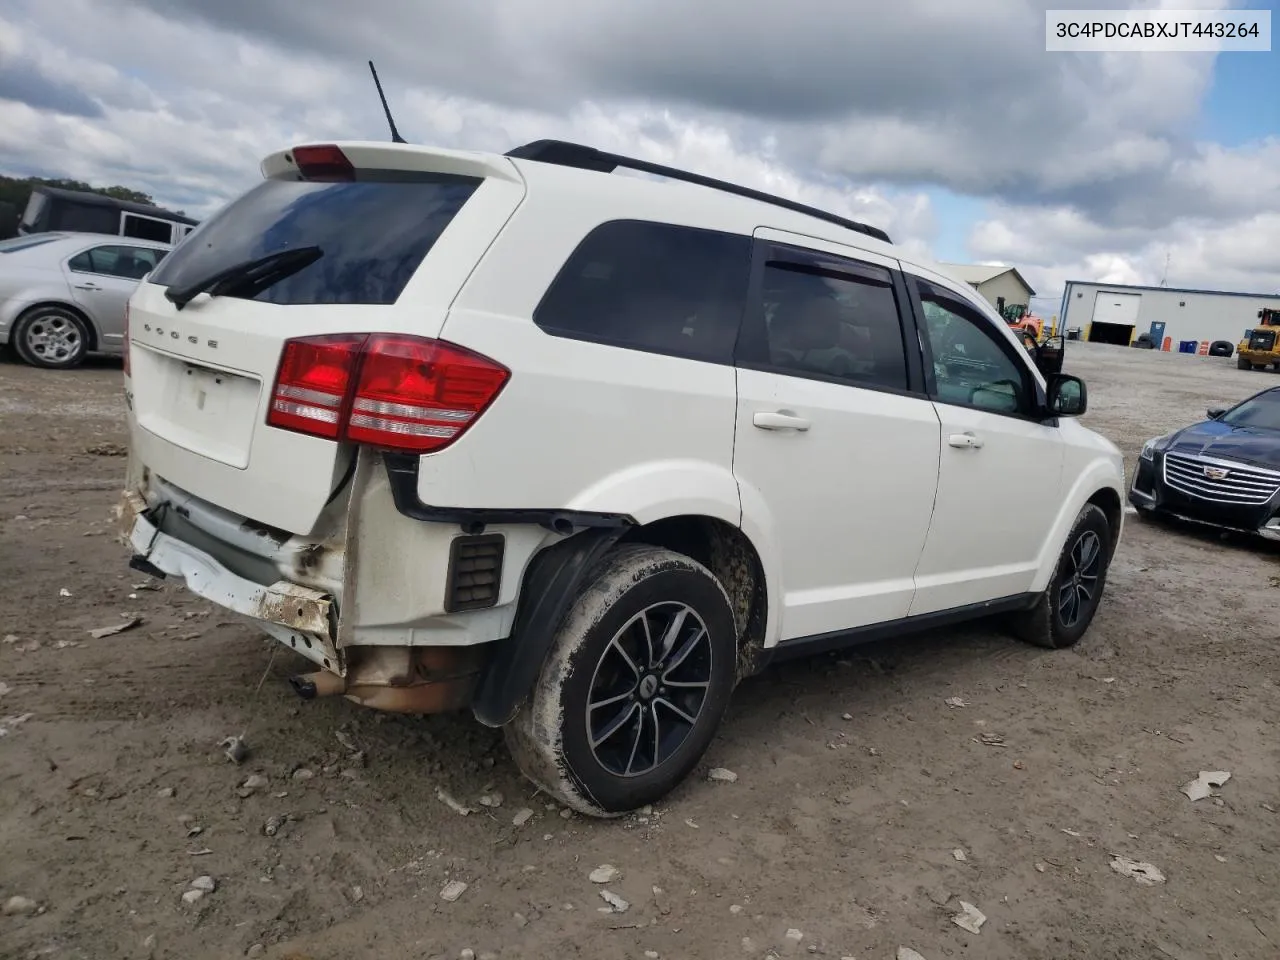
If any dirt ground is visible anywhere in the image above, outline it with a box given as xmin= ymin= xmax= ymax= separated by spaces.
xmin=2 ymin=341 xmax=1279 ymax=960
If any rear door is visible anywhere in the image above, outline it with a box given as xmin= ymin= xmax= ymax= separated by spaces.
xmin=125 ymin=144 xmax=527 ymax=534
xmin=731 ymin=230 xmax=941 ymax=641
xmin=64 ymin=243 xmax=167 ymax=348
xmin=906 ymin=273 xmax=1065 ymax=615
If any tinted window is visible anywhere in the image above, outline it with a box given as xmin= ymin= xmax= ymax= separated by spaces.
xmin=756 ymin=258 xmax=908 ymax=390
xmin=917 ymin=280 xmax=1030 ymax=415
xmin=50 ymin=200 xmax=119 ymax=235
xmin=69 ymin=245 xmax=167 ymax=280
xmin=1222 ymin=390 xmax=1280 ymax=431
xmin=534 ymin=220 xmax=751 ymax=364
xmin=122 ymin=213 xmax=174 ymax=243
xmin=148 ymin=175 xmax=481 ymax=306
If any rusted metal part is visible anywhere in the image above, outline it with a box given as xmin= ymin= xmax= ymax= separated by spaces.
xmin=289 ymin=645 xmax=486 ymax=714
xmin=256 ymin=581 xmax=331 ymax=635
xmin=115 ymin=489 xmax=147 ymax=544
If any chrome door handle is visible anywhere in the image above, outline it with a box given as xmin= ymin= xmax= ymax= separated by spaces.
xmin=948 ymin=432 xmax=984 ymax=449
xmin=753 ymin=411 xmax=811 ymax=432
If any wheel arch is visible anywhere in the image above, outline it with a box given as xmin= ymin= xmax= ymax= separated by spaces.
xmin=472 ymin=513 xmax=771 ymax=729
xmin=618 ymin=514 xmax=770 ymax=682
xmin=1029 ymin=464 xmax=1126 ymax=594
xmin=1086 ymin=486 xmax=1123 ymax=561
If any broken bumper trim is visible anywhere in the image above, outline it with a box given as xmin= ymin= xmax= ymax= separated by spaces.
xmin=121 ymin=492 xmax=341 ymax=674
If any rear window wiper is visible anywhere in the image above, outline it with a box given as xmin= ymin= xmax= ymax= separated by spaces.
xmin=164 ymin=246 xmax=323 ymax=310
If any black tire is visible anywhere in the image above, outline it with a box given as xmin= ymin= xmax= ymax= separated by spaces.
xmin=12 ymin=305 xmax=90 ymax=369
xmin=504 ymin=544 xmax=738 ymax=816
xmin=1238 ymin=356 xmax=1252 ymax=370
xmin=1009 ymin=503 xmax=1112 ymax=650
xmin=1208 ymin=341 xmax=1233 ymax=358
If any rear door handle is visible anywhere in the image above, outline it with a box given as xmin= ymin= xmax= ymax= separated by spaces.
xmin=948 ymin=432 xmax=984 ymax=449
xmin=753 ymin=411 xmax=811 ymax=432
xmin=74 ymin=283 xmax=101 ymax=291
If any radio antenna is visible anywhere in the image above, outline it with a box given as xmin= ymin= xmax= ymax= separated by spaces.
xmin=368 ymin=60 xmax=406 ymax=144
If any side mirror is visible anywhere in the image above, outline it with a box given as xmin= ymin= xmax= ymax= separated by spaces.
xmin=1035 ymin=334 xmax=1066 ymax=377
xmin=1207 ymin=406 xmax=1226 ymax=420
xmin=1046 ymin=374 xmax=1087 ymax=417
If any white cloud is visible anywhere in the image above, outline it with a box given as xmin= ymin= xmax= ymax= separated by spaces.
xmin=973 ymin=207 xmax=1280 ymax=301
xmin=0 ymin=0 xmax=1275 ymax=302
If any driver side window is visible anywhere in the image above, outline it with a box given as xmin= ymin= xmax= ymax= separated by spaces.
xmin=916 ymin=281 xmax=1031 ymax=415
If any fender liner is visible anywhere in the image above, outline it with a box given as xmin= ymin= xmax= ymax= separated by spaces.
xmin=471 ymin=526 xmax=629 ymax=727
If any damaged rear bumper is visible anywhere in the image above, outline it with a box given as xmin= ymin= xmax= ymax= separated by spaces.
xmin=116 ymin=487 xmax=484 ymax=712
xmin=119 ymin=488 xmax=342 ymax=670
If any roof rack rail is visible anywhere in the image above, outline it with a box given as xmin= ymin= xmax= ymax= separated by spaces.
xmin=504 ymin=139 xmax=892 ymax=245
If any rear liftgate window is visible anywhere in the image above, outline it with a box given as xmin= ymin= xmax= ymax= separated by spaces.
xmin=147 ymin=174 xmax=481 ymax=306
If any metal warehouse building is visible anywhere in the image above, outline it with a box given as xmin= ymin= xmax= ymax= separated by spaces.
xmin=1058 ymin=280 xmax=1280 ymax=354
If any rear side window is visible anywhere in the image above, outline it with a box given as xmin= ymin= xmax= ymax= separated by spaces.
xmin=148 ymin=175 xmax=481 ymax=306
xmin=534 ymin=220 xmax=751 ymax=364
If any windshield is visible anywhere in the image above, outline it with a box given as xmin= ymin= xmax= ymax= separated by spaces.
xmin=1221 ymin=390 xmax=1280 ymax=431
xmin=147 ymin=174 xmax=481 ymax=306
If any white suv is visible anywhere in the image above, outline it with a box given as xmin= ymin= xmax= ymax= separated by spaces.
xmin=118 ymin=139 xmax=1125 ymax=815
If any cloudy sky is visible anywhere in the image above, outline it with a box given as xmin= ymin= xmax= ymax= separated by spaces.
xmin=1 ymin=0 xmax=1277 ymax=313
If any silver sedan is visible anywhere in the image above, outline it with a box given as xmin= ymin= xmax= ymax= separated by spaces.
xmin=0 ymin=232 xmax=172 ymax=369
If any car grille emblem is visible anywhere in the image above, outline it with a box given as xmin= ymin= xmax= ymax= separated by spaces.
xmin=1203 ymin=466 xmax=1228 ymax=480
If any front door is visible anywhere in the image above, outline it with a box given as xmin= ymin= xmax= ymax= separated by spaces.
xmin=907 ymin=276 xmax=1066 ymax=616
xmin=732 ymin=232 xmax=941 ymax=641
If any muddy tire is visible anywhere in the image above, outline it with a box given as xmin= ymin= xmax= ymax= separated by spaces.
xmin=1009 ymin=504 xmax=1112 ymax=650
xmin=504 ymin=544 xmax=738 ymax=817
xmin=1237 ymin=356 xmax=1252 ymax=370
xmin=13 ymin=305 xmax=91 ymax=369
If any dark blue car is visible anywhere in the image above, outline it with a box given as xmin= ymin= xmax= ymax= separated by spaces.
xmin=1130 ymin=385 xmax=1280 ymax=542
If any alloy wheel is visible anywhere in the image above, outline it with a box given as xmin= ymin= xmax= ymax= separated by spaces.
xmin=23 ymin=313 xmax=83 ymax=365
xmin=1057 ymin=530 xmax=1102 ymax=629
xmin=585 ymin=601 xmax=713 ymax=778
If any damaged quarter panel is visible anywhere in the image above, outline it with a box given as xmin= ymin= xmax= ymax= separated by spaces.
xmin=339 ymin=448 xmax=556 ymax=649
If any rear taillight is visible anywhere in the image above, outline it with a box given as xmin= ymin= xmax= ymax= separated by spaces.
xmin=292 ymin=144 xmax=355 ymax=182
xmin=268 ymin=334 xmax=365 ymax=439
xmin=122 ymin=303 xmax=130 ymax=376
xmin=267 ymin=334 xmax=509 ymax=454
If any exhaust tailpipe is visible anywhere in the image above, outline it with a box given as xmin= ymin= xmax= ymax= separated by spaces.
xmin=289 ymin=670 xmax=346 ymax=700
